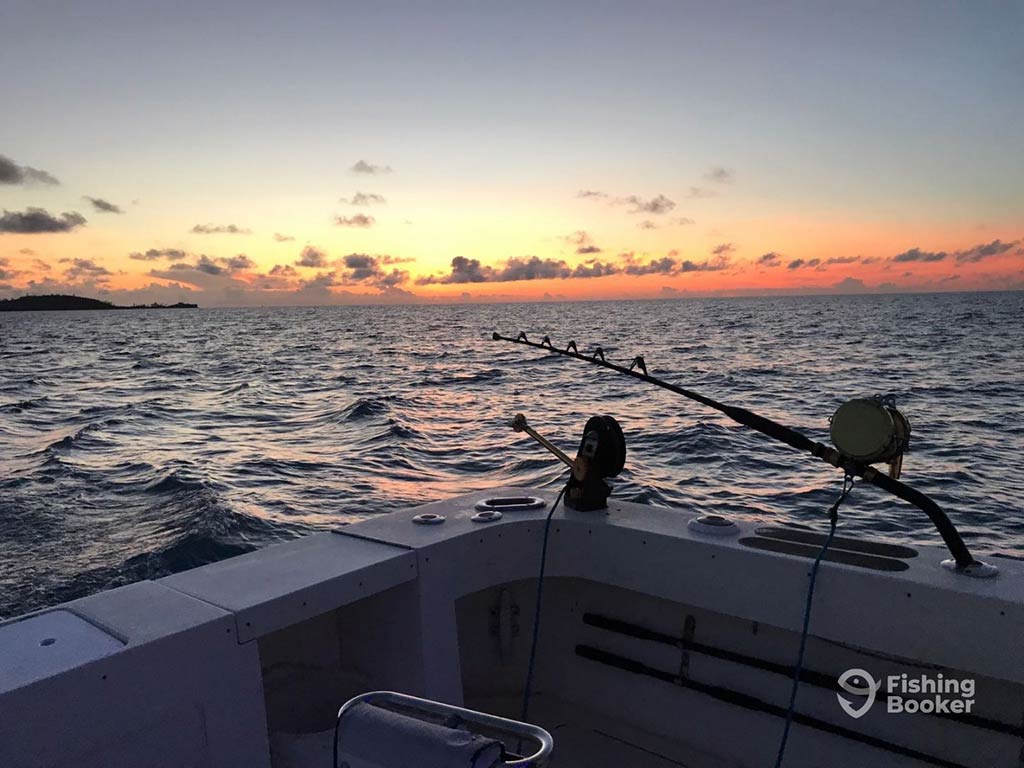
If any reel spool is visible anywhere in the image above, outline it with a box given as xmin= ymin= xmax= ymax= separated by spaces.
xmin=830 ymin=397 xmax=911 ymax=479
xmin=564 ymin=415 xmax=626 ymax=511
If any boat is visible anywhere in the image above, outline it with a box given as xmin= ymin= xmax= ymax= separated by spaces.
xmin=1 ymin=333 xmax=1020 ymax=767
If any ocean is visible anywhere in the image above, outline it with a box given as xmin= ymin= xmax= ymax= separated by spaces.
xmin=1 ymin=292 xmax=1022 ymax=619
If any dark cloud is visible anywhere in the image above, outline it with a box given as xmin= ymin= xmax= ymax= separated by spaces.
xmin=0 ymin=258 xmax=17 ymax=281
xmin=566 ymin=230 xmax=602 ymax=254
xmin=892 ymin=247 xmax=947 ymax=263
xmin=787 ymin=258 xmax=821 ymax=269
xmin=273 ymin=233 xmax=295 ymax=242
xmin=33 ymin=258 xmax=51 ymax=272
xmin=167 ymin=254 xmax=255 ymax=276
xmin=64 ymin=258 xmax=112 ymax=280
xmin=351 ymin=160 xmax=392 ymax=175
xmin=296 ymin=246 xmax=329 ymax=268
xmin=571 ymin=261 xmax=620 ymax=278
xmin=336 ymin=253 xmax=409 ymax=289
xmin=704 ymin=166 xmax=735 ymax=184
xmin=0 ymin=154 xmax=59 ymax=185
xmin=576 ymin=190 xmax=608 ymax=198
xmin=129 ymin=248 xmax=186 ymax=261
xmin=679 ymin=255 xmax=730 ymax=272
xmin=191 ymin=223 xmax=252 ymax=235
xmin=712 ymin=243 xmax=735 ymax=257
xmin=84 ymin=197 xmax=124 ymax=214
xmin=0 ymin=207 xmax=86 ymax=234
xmin=621 ymin=194 xmax=676 ymax=215
xmin=381 ymin=254 xmax=415 ymax=265
xmin=335 ymin=214 xmax=375 ymax=228
xmin=953 ymin=239 xmax=1017 ymax=263
xmin=624 ymin=257 xmax=677 ymax=276
xmin=758 ymin=252 xmax=782 ymax=267
xmin=342 ymin=192 xmax=387 ymax=205
xmin=417 ymin=255 xmax=577 ymax=285
xmin=825 ymin=256 xmax=860 ymax=265
xmin=637 ymin=220 xmax=658 ymax=230
xmin=269 ymin=264 xmax=298 ymax=277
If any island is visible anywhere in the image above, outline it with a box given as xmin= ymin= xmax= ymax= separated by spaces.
xmin=0 ymin=294 xmax=198 ymax=312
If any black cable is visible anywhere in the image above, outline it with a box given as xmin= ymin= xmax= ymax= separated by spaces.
xmin=773 ymin=474 xmax=854 ymax=768
xmin=520 ymin=483 xmax=567 ymax=724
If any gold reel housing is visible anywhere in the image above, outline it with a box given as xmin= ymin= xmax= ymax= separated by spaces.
xmin=830 ymin=397 xmax=911 ymax=479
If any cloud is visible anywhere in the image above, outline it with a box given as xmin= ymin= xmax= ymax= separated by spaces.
xmin=296 ymin=246 xmax=329 ymax=268
xmin=833 ymin=277 xmax=868 ymax=292
xmin=566 ymin=230 xmax=602 ymax=254
xmin=273 ymin=233 xmax=295 ymax=242
xmin=676 ymin=217 xmax=696 ymax=226
xmin=0 ymin=208 xmax=86 ymax=234
xmin=269 ymin=264 xmax=298 ymax=277
xmin=33 ymin=258 xmax=52 ymax=272
xmin=0 ymin=154 xmax=59 ymax=185
xmin=891 ymin=247 xmax=947 ymax=263
xmin=571 ymin=261 xmax=620 ymax=278
xmin=64 ymin=258 xmax=112 ymax=280
xmin=336 ymin=253 xmax=409 ymax=289
xmin=704 ymin=166 xmax=735 ymax=184
xmin=624 ymin=256 xmax=677 ymax=275
xmin=787 ymin=258 xmax=821 ymax=269
xmin=19 ymin=248 xmax=36 ymax=255
xmin=637 ymin=220 xmax=658 ymax=230
xmin=825 ymin=256 xmax=860 ymax=265
xmin=576 ymin=189 xmax=608 ymax=198
xmin=757 ymin=252 xmax=782 ymax=266
xmin=679 ymin=255 xmax=730 ymax=272
xmin=621 ymin=194 xmax=676 ymax=215
xmin=84 ymin=197 xmax=124 ymax=214
xmin=711 ymin=243 xmax=735 ymax=257
xmin=165 ymin=254 xmax=255 ymax=277
xmin=0 ymin=258 xmax=17 ymax=280
xmin=417 ymin=255 xmax=574 ymax=285
xmin=953 ymin=239 xmax=1017 ymax=263
xmin=684 ymin=186 xmax=717 ymax=199
xmin=129 ymin=248 xmax=186 ymax=261
xmin=335 ymin=214 xmax=375 ymax=228
xmin=351 ymin=160 xmax=392 ymax=175
xmin=342 ymin=192 xmax=387 ymax=205
xmin=191 ymin=223 xmax=252 ymax=235
xmin=380 ymin=254 xmax=415 ymax=265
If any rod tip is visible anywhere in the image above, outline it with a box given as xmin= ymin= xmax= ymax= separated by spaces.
xmin=492 ymin=331 xmax=500 ymax=341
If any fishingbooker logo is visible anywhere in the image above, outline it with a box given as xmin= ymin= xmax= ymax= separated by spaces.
xmin=837 ymin=668 xmax=976 ymax=718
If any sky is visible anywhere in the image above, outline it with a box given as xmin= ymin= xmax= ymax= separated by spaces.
xmin=1 ymin=0 xmax=1022 ymax=306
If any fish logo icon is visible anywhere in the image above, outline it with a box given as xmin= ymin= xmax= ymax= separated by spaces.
xmin=837 ymin=668 xmax=880 ymax=719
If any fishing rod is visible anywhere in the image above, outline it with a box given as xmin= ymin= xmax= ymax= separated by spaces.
xmin=492 ymin=330 xmax=996 ymax=577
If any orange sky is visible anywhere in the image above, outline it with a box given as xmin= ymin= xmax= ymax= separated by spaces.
xmin=2 ymin=3 xmax=1022 ymax=306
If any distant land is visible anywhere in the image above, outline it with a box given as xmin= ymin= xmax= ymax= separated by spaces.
xmin=0 ymin=294 xmax=198 ymax=312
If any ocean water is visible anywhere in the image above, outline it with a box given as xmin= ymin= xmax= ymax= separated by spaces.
xmin=1 ymin=292 xmax=1022 ymax=619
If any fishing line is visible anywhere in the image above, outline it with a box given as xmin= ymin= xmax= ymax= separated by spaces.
xmin=774 ymin=474 xmax=855 ymax=768
xmin=521 ymin=482 xmax=568 ymax=725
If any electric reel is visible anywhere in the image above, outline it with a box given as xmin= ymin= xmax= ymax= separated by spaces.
xmin=829 ymin=396 xmax=911 ymax=479
xmin=509 ymin=413 xmax=625 ymax=511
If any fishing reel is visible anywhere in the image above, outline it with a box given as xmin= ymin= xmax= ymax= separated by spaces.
xmin=509 ymin=414 xmax=626 ymax=511
xmin=829 ymin=396 xmax=911 ymax=479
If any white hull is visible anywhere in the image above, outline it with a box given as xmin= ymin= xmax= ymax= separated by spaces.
xmin=2 ymin=488 xmax=1021 ymax=767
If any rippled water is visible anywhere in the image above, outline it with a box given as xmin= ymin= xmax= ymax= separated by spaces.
xmin=1 ymin=292 xmax=1022 ymax=619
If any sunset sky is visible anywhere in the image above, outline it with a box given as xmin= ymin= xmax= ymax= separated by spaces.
xmin=1 ymin=1 xmax=1021 ymax=306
